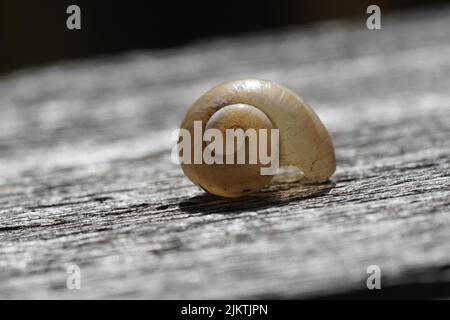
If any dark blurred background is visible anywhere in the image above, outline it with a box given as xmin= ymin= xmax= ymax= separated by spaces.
xmin=0 ymin=0 xmax=447 ymax=74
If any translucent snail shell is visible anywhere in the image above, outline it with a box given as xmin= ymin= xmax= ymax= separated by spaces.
xmin=179 ymin=79 xmax=336 ymax=198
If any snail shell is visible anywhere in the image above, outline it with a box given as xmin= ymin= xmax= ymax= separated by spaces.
xmin=179 ymin=79 xmax=336 ymax=198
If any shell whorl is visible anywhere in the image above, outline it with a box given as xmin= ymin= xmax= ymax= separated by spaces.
xmin=179 ymin=79 xmax=336 ymax=197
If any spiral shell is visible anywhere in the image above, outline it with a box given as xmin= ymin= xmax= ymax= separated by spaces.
xmin=179 ymin=79 xmax=336 ymax=197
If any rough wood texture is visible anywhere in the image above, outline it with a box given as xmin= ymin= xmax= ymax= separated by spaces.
xmin=1 ymin=5 xmax=449 ymax=299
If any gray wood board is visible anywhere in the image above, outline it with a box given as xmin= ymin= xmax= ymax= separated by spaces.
xmin=0 ymin=5 xmax=449 ymax=299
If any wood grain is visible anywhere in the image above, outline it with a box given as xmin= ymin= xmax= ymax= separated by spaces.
xmin=0 ymin=5 xmax=449 ymax=299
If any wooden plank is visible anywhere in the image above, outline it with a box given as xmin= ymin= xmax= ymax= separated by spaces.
xmin=0 ymin=5 xmax=449 ymax=299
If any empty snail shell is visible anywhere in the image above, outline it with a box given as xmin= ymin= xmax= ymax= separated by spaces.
xmin=179 ymin=79 xmax=336 ymax=198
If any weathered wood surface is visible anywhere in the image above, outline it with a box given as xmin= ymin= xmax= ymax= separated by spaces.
xmin=0 ymin=5 xmax=450 ymax=299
